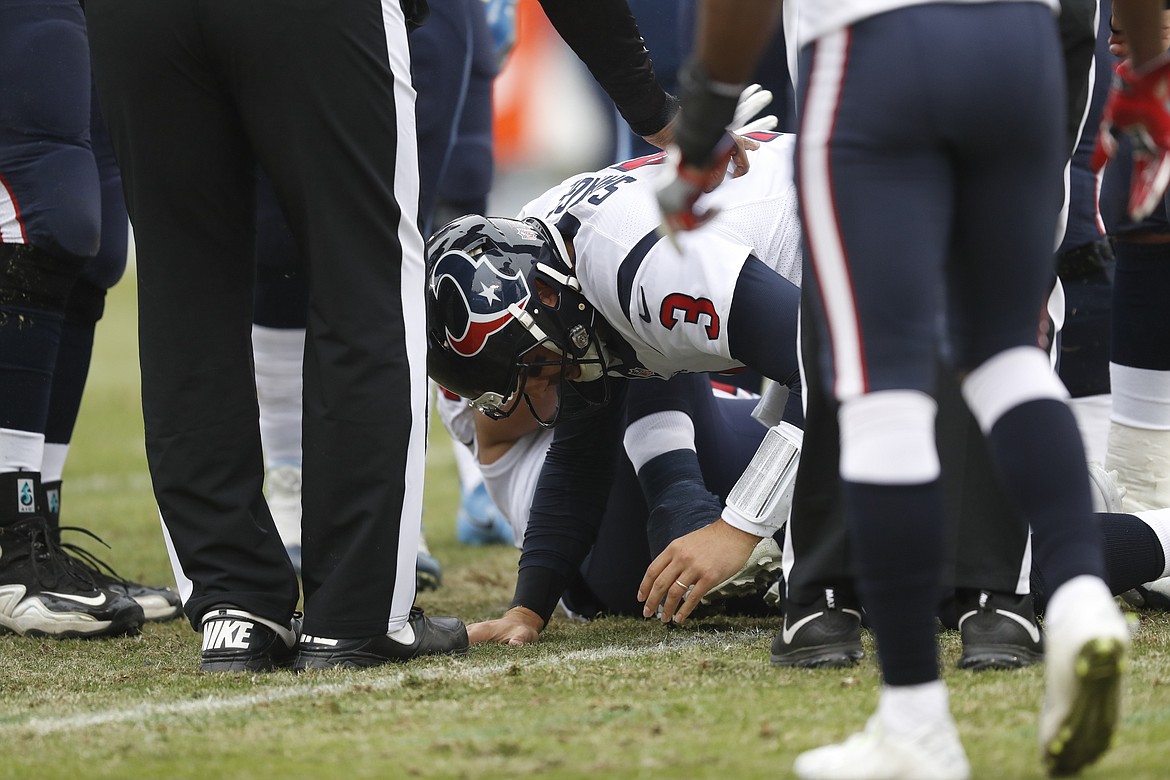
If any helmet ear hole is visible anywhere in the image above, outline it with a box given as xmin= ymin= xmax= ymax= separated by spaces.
xmin=533 ymin=279 xmax=559 ymax=308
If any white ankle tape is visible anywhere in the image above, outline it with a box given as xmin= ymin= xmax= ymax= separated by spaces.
xmin=1105 ymin=422 xmax=1170 ymax=512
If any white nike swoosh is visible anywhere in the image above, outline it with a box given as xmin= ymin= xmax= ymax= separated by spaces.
xmin=782 ymin=611 xmax=824 ymax=644
xmin=996 ymin=608 xmax=1042 ymax=644
xmin=388 ymin=621 xmax=416 ymax=646
xmin=957 ymin=608 xmax=1041 ymax=645
xmin=43 ymin=590 xmax=108 ymax=607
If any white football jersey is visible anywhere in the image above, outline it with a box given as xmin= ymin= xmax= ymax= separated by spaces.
xmin=517 ymin=132 xmax=802 ymax=381
xmin=435 ymin=382 xmax=550 ymax=549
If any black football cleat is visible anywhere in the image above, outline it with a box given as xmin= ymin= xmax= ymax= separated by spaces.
xmin=0 ymin=516 xmax=145 ymax=638
xmin=57 ymin=526 xmax=182 ymax=622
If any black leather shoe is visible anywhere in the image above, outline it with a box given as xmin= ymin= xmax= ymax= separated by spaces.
xmin=956 ymin=589 xmax=1043 ymax=671
xmin=295 ymin=607 xmax=469 ymax=670
xmin=199 ymin=606 xmax=300 ymax=673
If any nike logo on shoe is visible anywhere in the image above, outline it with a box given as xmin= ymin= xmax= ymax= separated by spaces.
xmin=388 ymin=621 xmax=416 ymax=646
xmin=995 ymin=609 xmax=1042 ymax=644
xmin=202 ymin=619 xmax=255 ymax=651
xmin=43 ymin=590 xmax=108 ymax=607
xmin=782 ymin=611 xmax=825 ymax=644
xmin=957 ymin=608 xmax=1042 ymax=644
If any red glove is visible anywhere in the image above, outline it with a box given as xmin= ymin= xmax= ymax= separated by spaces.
xmin=655 ymin=133 xmax=737 ymax=246
xmin=1092 ymin=55 xmax=1170 ymax=220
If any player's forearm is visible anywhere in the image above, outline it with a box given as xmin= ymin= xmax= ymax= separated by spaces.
xmin=538 ymin=0 xmax=675 ymax=136
xmin=694 ymin=0 xmax=784 ymax=85
xmin=510 ymin=563 xmax=568 ymax=625
xmin=473 ymin=405 xmax=543 ymax=465
xmin=1113 ymin=0 xmax=1169 ymax=68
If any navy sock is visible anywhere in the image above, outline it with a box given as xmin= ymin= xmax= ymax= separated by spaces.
xmin=844 ymin=480 xmax=945 ymax=686
xmin=985 ymin=399 xmax=1106 ymax=593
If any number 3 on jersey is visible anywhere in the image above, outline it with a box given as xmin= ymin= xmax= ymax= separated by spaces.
xmin=659 ymin=292 xmax=720 ymax=340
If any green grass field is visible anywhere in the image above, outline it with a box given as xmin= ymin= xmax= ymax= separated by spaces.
xmin=1 ymin=277 xmax=1167 ymax=779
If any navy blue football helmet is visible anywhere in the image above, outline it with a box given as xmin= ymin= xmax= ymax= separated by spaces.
xmin=425 ymin=214 xmax=611 ymax=424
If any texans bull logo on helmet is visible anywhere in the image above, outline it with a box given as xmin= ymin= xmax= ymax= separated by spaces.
xmin=428 ymin=249 xmax=531 ymax=358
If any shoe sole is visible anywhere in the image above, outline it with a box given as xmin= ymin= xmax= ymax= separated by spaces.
xmin=1042 ymin=636 xmax=1126 ymax=777
xmin=771 ymin=643 xmax=863 ymax=669
xmin=295 ymin=645 xmax=469 ymax=671
xmin=0 ymin=613 xmax=144 ymax=640
xmin=200 ymin=655 xmax=296 ymax=673
xmin=135 ymin=597 xmax=184 ymax=623
xmin=958 ymin=645 xmax=1044 ymax=671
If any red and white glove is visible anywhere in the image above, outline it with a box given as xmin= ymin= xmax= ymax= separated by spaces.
xmin=1092 ymin=54 xmax=1170 ymax=220
xmin=655 ymin=133 xmax=738 ymax=242
xmin=655 ymin=78 xmax=776 ymax=247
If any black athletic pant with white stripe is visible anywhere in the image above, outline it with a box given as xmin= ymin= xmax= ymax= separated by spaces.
xmin=87 ymin=0 xmax=428 ymax=638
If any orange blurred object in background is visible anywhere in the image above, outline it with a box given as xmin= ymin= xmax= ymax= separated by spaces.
xmin=492 ymin=0 xmax=555 ymax=168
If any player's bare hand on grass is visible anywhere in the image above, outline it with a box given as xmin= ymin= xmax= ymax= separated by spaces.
xmin=467 ymin=606 xmax=543 ymax=646
xmin=638 ymin=519 xmax=761 ymax=624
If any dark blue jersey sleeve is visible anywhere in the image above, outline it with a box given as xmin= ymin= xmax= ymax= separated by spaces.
xmin=727 ymin=255 xmax=802 ymax=389
xmin=511 ymin=379 xmax=629 ymax=622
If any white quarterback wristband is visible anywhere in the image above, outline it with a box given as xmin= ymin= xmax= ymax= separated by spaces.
xmin=722 ymin=421 xmax=803 ymax=536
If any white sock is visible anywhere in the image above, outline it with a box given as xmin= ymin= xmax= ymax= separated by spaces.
xmin=1109 ymin=364 xmax=1170 ymax=429
xmin=252 ymin=325 xmax=304 ymax=467
xmin=0 ymin=429 xmax=44 ymax=473
xmin=1045 ymin=574 xmax=1113 ymax=629
xmin=41 ymin=443 xmax=70 ymax=483
xmin=877 ymin=680 xmax=952 ymax=738
xmin=1134 ymin=507 xmax=1170 ymax=580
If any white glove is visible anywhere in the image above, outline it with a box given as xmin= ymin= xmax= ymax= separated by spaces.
xmin=730 ymin=83 xmax=778 ymax=135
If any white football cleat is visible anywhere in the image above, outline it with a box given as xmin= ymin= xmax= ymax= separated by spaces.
xmin=1039 ymin=576 xmax=1130 ymax=777
xmin=794 ymin=716 xmax=971 ymax=780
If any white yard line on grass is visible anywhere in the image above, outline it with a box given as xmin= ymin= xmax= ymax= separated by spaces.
xmin=6 ymin=630 xmax=761 ymax=735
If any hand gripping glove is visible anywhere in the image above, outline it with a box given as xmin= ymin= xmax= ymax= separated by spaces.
xmin=1092 ymin=54 xmax=1170 ymax=220
xmin=655 ymin=60 xmax=775 ymax=243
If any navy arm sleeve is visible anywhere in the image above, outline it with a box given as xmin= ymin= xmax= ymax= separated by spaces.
xmin=511 ymin=379 xmax=629 ymax=622
xmin=727 ymin=255 xmax=802 ymax=389
xmin=625 ymin=375 xmax=728 ymax=554
xmin=625 ymin=373 xmax=718 ymax=507
xmin=537 ymin=0 xmax=677 ymax=137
